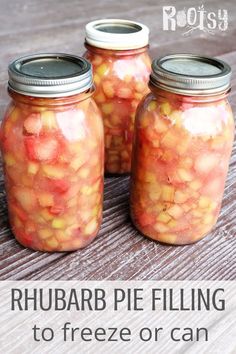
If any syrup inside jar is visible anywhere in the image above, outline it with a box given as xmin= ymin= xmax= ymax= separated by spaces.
xmin=0 ymin=54 xmax=104 ymax=252
xmin=130 ymin=54 xmax=234 ymax=245
xmin=83 ymin=19 xmax=152 ymax=174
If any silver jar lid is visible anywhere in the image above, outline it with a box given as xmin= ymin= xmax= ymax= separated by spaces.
xmin=150 ymin=54 xmax=232 ymax=96
xmin=85 ymin=19 xmax=149 ymax=50
xmin=8 ymin=53 xmax=93 ymax=98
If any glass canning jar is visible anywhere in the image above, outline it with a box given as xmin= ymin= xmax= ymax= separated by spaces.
xmin=0 ymin=54 xmax=104 ymax=252
xmin=130 ymin=54 xmax=234 ymax=245
xmin=83 ymin=19 xmax=152 ymax=174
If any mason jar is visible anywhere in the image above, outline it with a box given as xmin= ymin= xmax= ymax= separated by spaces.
xmin=0 ymin=54 xmax=104 ymax=252
xmin=83 ymin=19 xmax=151 ymax=174
xmin=130 ymin=54 xmax=234 ymax=245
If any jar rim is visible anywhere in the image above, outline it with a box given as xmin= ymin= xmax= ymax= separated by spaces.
xmin=85 ymin=19 xmax=149 ymax=50
xmin=84 ymin=42 xmax=149 ymax=55
xmin=149 ymin=84 xmax=230 ymax=103
xmin=8 ymin=86 xmax=95 ymax=106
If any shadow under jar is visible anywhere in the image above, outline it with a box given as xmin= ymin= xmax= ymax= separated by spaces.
xmin=0 ymin=54 xmax=104 ymax=252
xmin=130 ymin=54 xmax=235 ymax=245
xmin=83 ymin=19 xmax=152 ymax=174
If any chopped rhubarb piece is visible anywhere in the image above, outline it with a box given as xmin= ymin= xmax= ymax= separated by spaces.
xmin=23 ymin=113 xmax=42 ymax=135
xmin=84 ymin=219 xmax=98 ymax=235
xmin=15 ymin=229 xmax=33 ymax=248
xmin=156 ymin=212 xmax=172 ymax=223
xmin=52 ymin=179 xmax=70 ymax=194
xmin=45 ymin=237 xmax=59 ymax=249
xmin=38 ymin=228 xmax=53 ymax=239
xmin=38 ymin=192 xmax=54 ymax=207
xmin=4 ymin=153 xmax=16 ymax=166
xmin=41 ymin=111 xmax=57 ymax=130
xmin=52 ymin=218 xmax=66 ymax=229
xmin=13 ymin=186 xmax=37 ymax=212
xmin=49 ymin=205 xmax=65 ymax=215
xmin=10 ymin=204 xmax=28 ymax=222
xmin=194 ymin=153 xmax=219 ymax=174
xmin=42 ymin=165 xmax=65 ymax=179
xmin=24 ymin=135 xmax=59 ymax=162
xmin=157 ymin=233 xmax=177 ymax=244
xmin=28 ymin=162 xmax=39 ymax=175
xmin=138 ymin=212 xmax=156 ymax=227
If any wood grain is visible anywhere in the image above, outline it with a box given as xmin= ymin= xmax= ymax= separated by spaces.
xmin=0 ymin=0 xmax=235 ymax=280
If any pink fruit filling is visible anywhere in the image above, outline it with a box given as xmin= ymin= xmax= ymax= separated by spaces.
xmin=0 ymin=92 xmax=104 ymax=251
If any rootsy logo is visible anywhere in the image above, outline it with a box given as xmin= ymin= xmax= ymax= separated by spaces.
xmin=163 ymin=5 xmax=228 ymax=35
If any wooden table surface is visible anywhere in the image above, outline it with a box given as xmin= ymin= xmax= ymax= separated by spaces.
xmin=0 ymin=0 xmax=235 ymax=280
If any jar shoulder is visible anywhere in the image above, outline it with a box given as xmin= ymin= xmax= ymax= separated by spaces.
xmin=137 ymin=94 xmax=234 ymax=136
xmin=0 ymin=97 xmax=104 ymax=150
xmin=83 ymin=48 xmax=151 ymax=80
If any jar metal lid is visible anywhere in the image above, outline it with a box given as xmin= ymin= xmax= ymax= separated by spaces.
xmin=150 ymin=54 xmax=232 ymax=96
xmin=85 ymin=19 xmax=149 ymax=50
xmin=8 ymin=53 xmax=93 ymax=98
